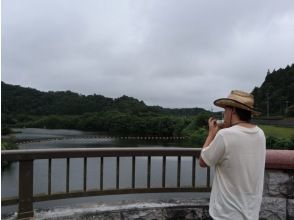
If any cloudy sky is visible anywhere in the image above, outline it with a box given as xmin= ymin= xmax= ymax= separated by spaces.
xmin=2 ymin=0 xmax=294 ymax=110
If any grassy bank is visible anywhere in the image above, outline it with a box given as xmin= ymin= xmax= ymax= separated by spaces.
xmin=258 ymin=125 xmax=294 ymax=150
xmin=258 ymin=125 xmax=294 ymax=140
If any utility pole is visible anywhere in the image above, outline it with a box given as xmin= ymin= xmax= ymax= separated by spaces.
xmin=285 ymin=100 xmax=289 ymax=114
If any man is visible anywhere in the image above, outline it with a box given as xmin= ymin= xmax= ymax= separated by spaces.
xmin=200 ymin=90 xmax=266 ymax=220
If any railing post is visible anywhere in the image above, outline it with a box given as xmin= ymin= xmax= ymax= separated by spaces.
xmin=18 ymin=160 xmax=34 ymax=219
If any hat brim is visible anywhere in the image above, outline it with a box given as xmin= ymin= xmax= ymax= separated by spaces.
xmin=214 ymin=98 xmax=261 ymax=116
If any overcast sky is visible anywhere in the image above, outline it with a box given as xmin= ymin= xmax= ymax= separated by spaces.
xmin=2 ymin=0 xmax=294 ymax=110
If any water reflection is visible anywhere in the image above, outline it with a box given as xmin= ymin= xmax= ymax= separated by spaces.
xmin=2 ymin=129 xmax=212 ymax=216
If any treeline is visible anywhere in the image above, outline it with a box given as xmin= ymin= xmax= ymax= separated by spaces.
xmin=7 ymin=111 xmax=210 ymax=142
xmin=2 ymin=74 xmax=293 ymax=150
xmin=252 ymin=63 xmax=294 ymax=116
xmin=1 ymin=82 xmax=207 ymax=117
xmin=1 ymin=81 xmax=212 ymax=146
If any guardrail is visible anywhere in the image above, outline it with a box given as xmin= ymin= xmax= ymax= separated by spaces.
xmin=1 ymin=148 xmax=210 ymax=219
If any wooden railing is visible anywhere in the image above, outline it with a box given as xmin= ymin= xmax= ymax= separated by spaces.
xmin=1 ymin=148 xmax=211 ymax=219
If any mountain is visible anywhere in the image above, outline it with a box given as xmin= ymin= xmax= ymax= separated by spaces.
xmin=252 ymin=64 xmax=294 ymax=116
xmin=1 ymin=82 xmax=208 ymax=118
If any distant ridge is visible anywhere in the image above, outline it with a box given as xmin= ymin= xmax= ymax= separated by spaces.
xmin=1 ymin=81 xmax=208 ymax=117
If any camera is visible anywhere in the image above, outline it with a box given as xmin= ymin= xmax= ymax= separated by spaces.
xmin=216 ymin=119 xmax=224 ymax=128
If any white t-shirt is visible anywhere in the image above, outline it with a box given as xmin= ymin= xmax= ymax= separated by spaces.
xmin=201 ymin=125 xmax=266 ymax=220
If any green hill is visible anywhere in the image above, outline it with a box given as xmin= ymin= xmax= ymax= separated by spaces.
xmin=252 ymin=64 xmax=294 ymax=117
xmin=1 ymin=82 xmax=212 ymax=139
xmin=1 ymin=82 xmax=208 ymax=117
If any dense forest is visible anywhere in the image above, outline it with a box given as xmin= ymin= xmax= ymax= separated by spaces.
xmin=252 ymin=64 xmax=294 ymax=117
xmin=2 ymin=63 xmax=294 ymax=149
xmin=1 ymin=81 xmax=212 ymax=146
xmin=1 ymin=82 xmax=208 ymax=117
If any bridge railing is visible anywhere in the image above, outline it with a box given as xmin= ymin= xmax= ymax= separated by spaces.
xmin=1 ymin=147 xmax=210 ymax=219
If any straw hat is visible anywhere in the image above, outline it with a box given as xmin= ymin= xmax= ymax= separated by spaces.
xmin=214 ymin=90 xmax=261 ymax=116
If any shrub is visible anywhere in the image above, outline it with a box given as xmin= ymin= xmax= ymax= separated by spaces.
xmin=1 ymin=127 xmax=12 ymax=135
xmin=266 ymin=136 xmax=294 ymax=150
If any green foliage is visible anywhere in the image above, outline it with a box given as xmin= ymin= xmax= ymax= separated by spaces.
xmin=252 ymin=64 xmax=294 ymax=116
xmin=3 ymin=75 xmax=293 ymax=149
xmin=1 ymin=139 xmax=17 ymax=150
xmin=1 ymin=81 xmax=211 ymax=145
xmin=195 ymin=112 xmax=210 ymax=128
xmin=1 ymin=127 xmax=12 ymax=135
xmin=20 ymin=113 xmax=190 ymax=137
xmin=1 ymin=139 xmax=18 ymax=168
xmin=1 ymin=82 xmax=209 ymax=117
xmin=189 ymin=128 xmax=208 ymax=147
xmin=286 ymin=105 xmax=294 ymax=117
xmin=259 ymin=125 xmax=294 ymax=140
xmin=266 ymin=136 xmax=294 ymax=150
xmin=181 ymin=113 xmax=210 ymax=136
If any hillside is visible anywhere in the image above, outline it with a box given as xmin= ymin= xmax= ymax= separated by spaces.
xmin=252 ymin=64 xmax=294 ymax=116
xmin=1 ymin=82 xmax=208 ymax=125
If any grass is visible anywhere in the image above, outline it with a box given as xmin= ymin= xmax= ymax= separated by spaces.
xmin=258 ymin=125 xmax=294 ymax=140
xmin=1 ymin=139 xmax=18 ymax=150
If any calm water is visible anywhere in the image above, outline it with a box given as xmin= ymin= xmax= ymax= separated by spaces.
xmin=2 ymin=128 xmax=212 ymax=216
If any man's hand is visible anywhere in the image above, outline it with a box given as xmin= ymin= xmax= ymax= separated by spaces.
xmin=207 ymin=117 xmax=220 ymax=139
xmin=199 ymin=117 xmax=220 ymax=167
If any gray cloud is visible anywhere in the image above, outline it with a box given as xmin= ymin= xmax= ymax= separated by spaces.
xmin=2 ymin=0 xmax=294 ymax=109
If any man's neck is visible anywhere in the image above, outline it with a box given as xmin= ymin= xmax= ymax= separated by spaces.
xmin=231 ymin=118 xmax=255 ymax=128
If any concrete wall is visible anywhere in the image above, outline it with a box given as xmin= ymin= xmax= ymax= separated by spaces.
xmin=260 ymin=169 xmax=294 ymax=220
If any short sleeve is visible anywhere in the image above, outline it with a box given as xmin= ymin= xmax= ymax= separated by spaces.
xmin=201 ymin=132 xmax=226 ymax=167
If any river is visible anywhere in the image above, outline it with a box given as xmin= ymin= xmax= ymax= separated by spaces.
xmin=1 ymin=128 xmax=212 ymax=217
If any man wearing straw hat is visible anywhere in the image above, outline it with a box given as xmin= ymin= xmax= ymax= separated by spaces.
xmin=199 ymin=90 xmax=266 ymax=220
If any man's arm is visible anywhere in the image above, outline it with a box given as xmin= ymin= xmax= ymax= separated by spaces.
xmin=199 ymin=117 xmax=219 ymax=167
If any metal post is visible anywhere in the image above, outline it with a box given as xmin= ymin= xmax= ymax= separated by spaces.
xmin=177 ymin=156 xmax=181 ymax=188
xmin=147 ymin=156 xmax=151 ymax=188
xmin=192 ymin=156 xmax=196 ymax=188
xmin=18 ymin=160 xmax=34 ymax=219
xmin=162 ymin=156 xmax=166 ymax=188
xmin=132 ymin=156 xmax=136 ymax=188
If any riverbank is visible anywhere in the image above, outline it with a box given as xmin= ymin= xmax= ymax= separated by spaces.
xmin=1 ymin=138 xmax=18 ymax=167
